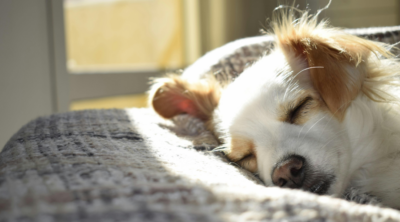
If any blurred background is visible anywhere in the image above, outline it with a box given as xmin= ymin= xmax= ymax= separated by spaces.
xmin=1 ymin=0 xmax=400 ymax=148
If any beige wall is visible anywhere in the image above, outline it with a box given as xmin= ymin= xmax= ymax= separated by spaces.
xmin=0 ymin=0 xmax=56 ymax=149
xmin=199 ymin=0 xmax=400 ymax=54
xmin=313 ymin=0 xmax=399 ymax=28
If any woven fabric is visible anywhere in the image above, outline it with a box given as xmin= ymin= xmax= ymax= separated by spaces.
xmin=196 ymin=26 xmax=400 ymax=84
xmin=1 ymin=108 xmax=400 ymax=222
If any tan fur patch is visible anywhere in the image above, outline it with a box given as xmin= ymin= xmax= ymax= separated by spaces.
xmin=226 ymin=137 xmax=258 ymax=173
xmin=236 ymin=155 xmax=258 ymax=173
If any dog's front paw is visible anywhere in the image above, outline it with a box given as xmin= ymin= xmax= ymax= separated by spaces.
xmin=343 ymin=187 xmax=381 ymax=206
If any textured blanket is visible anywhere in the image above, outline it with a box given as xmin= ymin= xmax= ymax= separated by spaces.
xmin=1 ymin=108 xmax=400 ymax=222
xmin=183 ymin=26 xmax=400 ymax=84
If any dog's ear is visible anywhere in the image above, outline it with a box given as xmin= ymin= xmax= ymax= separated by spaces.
xmin=278 ymin=34 xmax=378 ymax=120
xmin=149 ymin=75 xmax=221 ymax=121
xmin=274 ymin=16 xmax=388 ymax=120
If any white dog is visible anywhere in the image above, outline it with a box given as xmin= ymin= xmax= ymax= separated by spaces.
xmin=149 ymin=9 xmax=400 ymax=208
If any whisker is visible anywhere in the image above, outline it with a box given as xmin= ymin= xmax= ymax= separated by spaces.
xmin=315 ymin=0 xmax=332 ymax=18
xmin=298 ymin=112 xmax=329 ymax=139
xmin=301 ymin=101 xmax=347 ymax=144
xmin=283 ymin=66 xmax=324 ymax=100
xmin=318 ymin=129 xmax=348 ymax=151
xmin=320 ymin=102 xmax=349 ymax=136
xmin=305 ymin=113 xmax=329 ymax=135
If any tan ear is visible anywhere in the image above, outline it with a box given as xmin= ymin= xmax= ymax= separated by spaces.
xmin=149 ymin=75 xmax=220 ymax=121
xmin=301 ymin=37 xmax=368 ymax=120
xmin=270 ymin=10 xmax=391 ymax=120
xmin=277 ymin=28 xmax=388 ymax=120
xmin=225 ymin=137 xmax=258 ymax=173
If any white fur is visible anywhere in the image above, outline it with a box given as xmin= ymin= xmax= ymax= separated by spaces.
xmin=150 ymin=10 xmax=400 ymax=209
xmin=213 ymin=46 xmax=400 ymax=208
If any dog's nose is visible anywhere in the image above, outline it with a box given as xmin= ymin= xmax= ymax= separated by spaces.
xmin=272 ymin=155 xmax=305 ymax=188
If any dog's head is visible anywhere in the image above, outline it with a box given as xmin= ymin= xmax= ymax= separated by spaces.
xmin=149 ymin=10 xmax=393 ymax=196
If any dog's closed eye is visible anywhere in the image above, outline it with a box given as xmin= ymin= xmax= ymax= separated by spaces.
xmin=286 ymin=97 xmax=314 ymax=124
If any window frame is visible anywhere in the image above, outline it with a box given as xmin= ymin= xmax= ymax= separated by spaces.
xmin=52 ymin=0 xmax=170 ymax=109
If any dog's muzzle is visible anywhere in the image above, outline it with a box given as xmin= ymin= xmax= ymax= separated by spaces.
xmin=271 ymin=154 xmax=335 ymax=195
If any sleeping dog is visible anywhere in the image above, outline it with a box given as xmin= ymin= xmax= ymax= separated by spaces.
xmin=149 ymin=9 xmax=400 ymax=208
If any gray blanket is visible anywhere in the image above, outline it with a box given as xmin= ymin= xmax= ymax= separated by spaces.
xmin=1 ymin=108 xmax=400 ymax=221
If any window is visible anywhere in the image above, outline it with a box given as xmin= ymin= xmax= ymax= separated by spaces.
xmin=63 ymin=0 xmax=188 ymax=108
xmin=64 ymin=0 xmax=185 ymax=71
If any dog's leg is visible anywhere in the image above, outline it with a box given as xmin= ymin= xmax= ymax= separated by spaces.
xmin=343 ymin=187 xmax=381 ymax=206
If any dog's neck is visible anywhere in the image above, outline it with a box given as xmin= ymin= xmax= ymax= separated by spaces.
xmin=345 ymin=94 xmax=400 ymax=195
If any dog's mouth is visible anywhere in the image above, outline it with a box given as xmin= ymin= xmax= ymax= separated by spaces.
xmin=308 ymin=180 xmax=331 ymax=194
xmin=302 ymin=173 xmax=335 ymax=195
